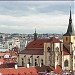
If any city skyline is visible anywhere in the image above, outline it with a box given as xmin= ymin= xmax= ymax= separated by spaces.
xmin=0 ymin=1 xmax=74 ymax=34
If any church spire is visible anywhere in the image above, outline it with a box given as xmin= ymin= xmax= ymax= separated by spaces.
xmin=69 ymin=7 xmax=72 ymax=24
xmin=64 ymin=7 xmax=74 ymax=36
xmin=34 ymin=28 xmax=37 ymax=40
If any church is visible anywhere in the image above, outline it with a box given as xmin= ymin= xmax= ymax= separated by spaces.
xmin=18 ymin=8 xmax=75 ymax=72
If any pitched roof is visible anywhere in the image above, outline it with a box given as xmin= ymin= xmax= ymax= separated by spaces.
xmin=63 ymin=45 xmax=70 ymax=55
xmin=20 ymin=49 xmax=43 ymax=55
xmin=0 ymin=67 xmax=38 ymax=75
xmin=63 ymin=8 xmax=75 ymax=36
xmin=54 ymin=65 xmax=63 ymax=74
xmin=0 ymin=53 xmax=10 ymax=56
xmin=26 ymin=37 xmax=61 ymax=49
xmin=35 ymin=66 xmax=53 ymax=72
xmin=0 ymin=65 xmax=63 ymax=74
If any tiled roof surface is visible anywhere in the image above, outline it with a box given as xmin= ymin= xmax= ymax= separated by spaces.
xmin=0 ymin=53 xmax=10 ymax=56
xmin=63 ymin=45 xmax=70 ymax=55
xmin=26 ymin=37 xmax=61 ymax=49
xmin=0 ymin=59 xmax=5 ymax=62
xmin=54 ymin=65 xmax=63 ymax=74
xmin=0 ymin=66 xmax=63 ymax=74
xmin=20 ymin=49 xmax=43 ymax=55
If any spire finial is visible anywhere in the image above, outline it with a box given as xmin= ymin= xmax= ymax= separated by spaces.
xmin=70 ymin=6 xmax=71 ymax=20
xmin=34 ymin=28 xmax=37 ymax=40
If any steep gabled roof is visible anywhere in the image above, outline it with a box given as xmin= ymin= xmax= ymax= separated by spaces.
xmin=63 ymin=45 xmax=70 ymax=55
xmin=63 ymin=8 xmax=75 ymax=36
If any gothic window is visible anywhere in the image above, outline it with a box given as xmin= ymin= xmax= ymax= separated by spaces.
xmin=41 ymin=59 xmax=43 ymax=66
xmin=64 ymin=60 xmax=68 ymax=67
xmin=35 ymin=59 xmax=37 ymax=66
xmin=22 ymin=58 xmax=24 ymax=66
xmin=56 ymin=47 xmax=59 ymax=52
xmin=57 ymin=56 xmax=58 ymax=61
xmin=28 ymin=58 xmax=30 ymax=65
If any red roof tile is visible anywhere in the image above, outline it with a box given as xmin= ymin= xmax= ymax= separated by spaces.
xmin=0 ymin=53 xmax=10 ymax=56
xmin=20 ymin=49 xmax=43 ymax=55
xmin=63 ymin=45 xmax=70 ymax=55
xmin=0 ymin=67 xmax=38 ymax=75
xmin=26 ymin=37 xmax=61 ymax=49
xmin=0 ymin=59 xmax=5 ymax=63
xmin=54 ymin=65 xmax=63 ymax=74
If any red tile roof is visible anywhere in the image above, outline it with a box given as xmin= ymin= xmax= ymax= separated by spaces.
xmin=35 ymin=66 xmax=53 ymax=72
xmin=63 ymin=45 xmax=70 ymax=55
xmin=0 ymin=67 xmax=38 ymax=75
xmin=0 ymin=53 xmax=10 ymax=56
xmin=0 ymin=65 xmax=63 ymax=74
xmin=54 ymin=65 xmax=63 ymax=74
xmin=0 ymin=59 xmax=5 ymax=63
xmin=20 ymin=49 xmax=43 ymax=55
xmin=26 ymin=37 xmax=61 ymax=49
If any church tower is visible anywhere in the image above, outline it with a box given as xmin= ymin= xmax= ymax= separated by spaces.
xmin=34 ymin=29 xmax=37 ymax=40
xmin=62 ymin=8 xmax=75 ymax=71
xmin=63 ymin=7 xmax=75 ymax=44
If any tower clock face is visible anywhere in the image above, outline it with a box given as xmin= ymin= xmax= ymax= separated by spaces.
xmin=47 ymin=47 xmax=51 ymax=52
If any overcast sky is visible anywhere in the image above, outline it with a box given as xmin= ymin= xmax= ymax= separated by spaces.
xmin=0 ymin=1 xmax=74 ymax=34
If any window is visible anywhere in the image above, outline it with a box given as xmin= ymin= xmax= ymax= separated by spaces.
xmin=22 ymin=58 xmax=24 ymax=66
xmin=64 ymin=60 xmax=68 ymax=67
xmin=56 ymin=47 xmax=59 ymax=52
xmin=35 ymin=59 xmax=37 ymax=66
xmin=41 ymin=59 xmax=43 ymax=66
xmin=66 ymin=37 xmax=68 ymax=41
xmin=28 ymin=58 xmax=30 ymax=65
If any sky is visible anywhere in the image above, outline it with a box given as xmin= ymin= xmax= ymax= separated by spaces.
xmin=0 ymin=1 xmax=74 ymax=34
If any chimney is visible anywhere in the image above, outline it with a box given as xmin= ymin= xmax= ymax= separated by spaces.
xmin=15 ymin=64 xmax=18 ymax=69
xmin=27 ymin=64 xmax=29 ymax=68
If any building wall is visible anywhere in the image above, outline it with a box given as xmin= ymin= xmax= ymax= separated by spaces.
xmin=44 ymin=42 xmax=62 ymax=68
xmin=63 ymin=36 xmax=71 ymax=43
xmin=63 ymin=55 xmax=71 ymax=70
xmin=18 ymin=54 xmax=44 ymax=67
xmin=73 ymin=51 xmax=75 ymax=71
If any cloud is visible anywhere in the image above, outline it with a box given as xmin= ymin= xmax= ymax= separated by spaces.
xmin=0 ymin=11 xmax=74 ymax=34
xmin=0 ymin=1 xmax=74 ymax=33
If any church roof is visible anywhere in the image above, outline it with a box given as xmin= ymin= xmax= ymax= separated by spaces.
xmin=19 ymin=37 xmax=61 ymax=55
xmin=26 ymin=37 xmax=61 ymax=49
xmin=63 ymin=8 xmax=75 ymax=36
xmin=63 ymin=45 xmax=70 ymax=55
xmin=19 ymin=49 xmax=44 ymax=55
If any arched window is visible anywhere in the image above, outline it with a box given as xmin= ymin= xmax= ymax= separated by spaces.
xmin=64 ymin=60 xmax=68 ymax=67
xmin=35 ymin=59 xmax=37 ymax=66
xmin=22 ymin=58 xmax=24 ymax=66
xmin=66 ymin=37 xmax=68 ymax=41
xmin=41 ymin=59 xmax=43 ymax=66
xmin=28 ymin=58 xmax=30 ymax=65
